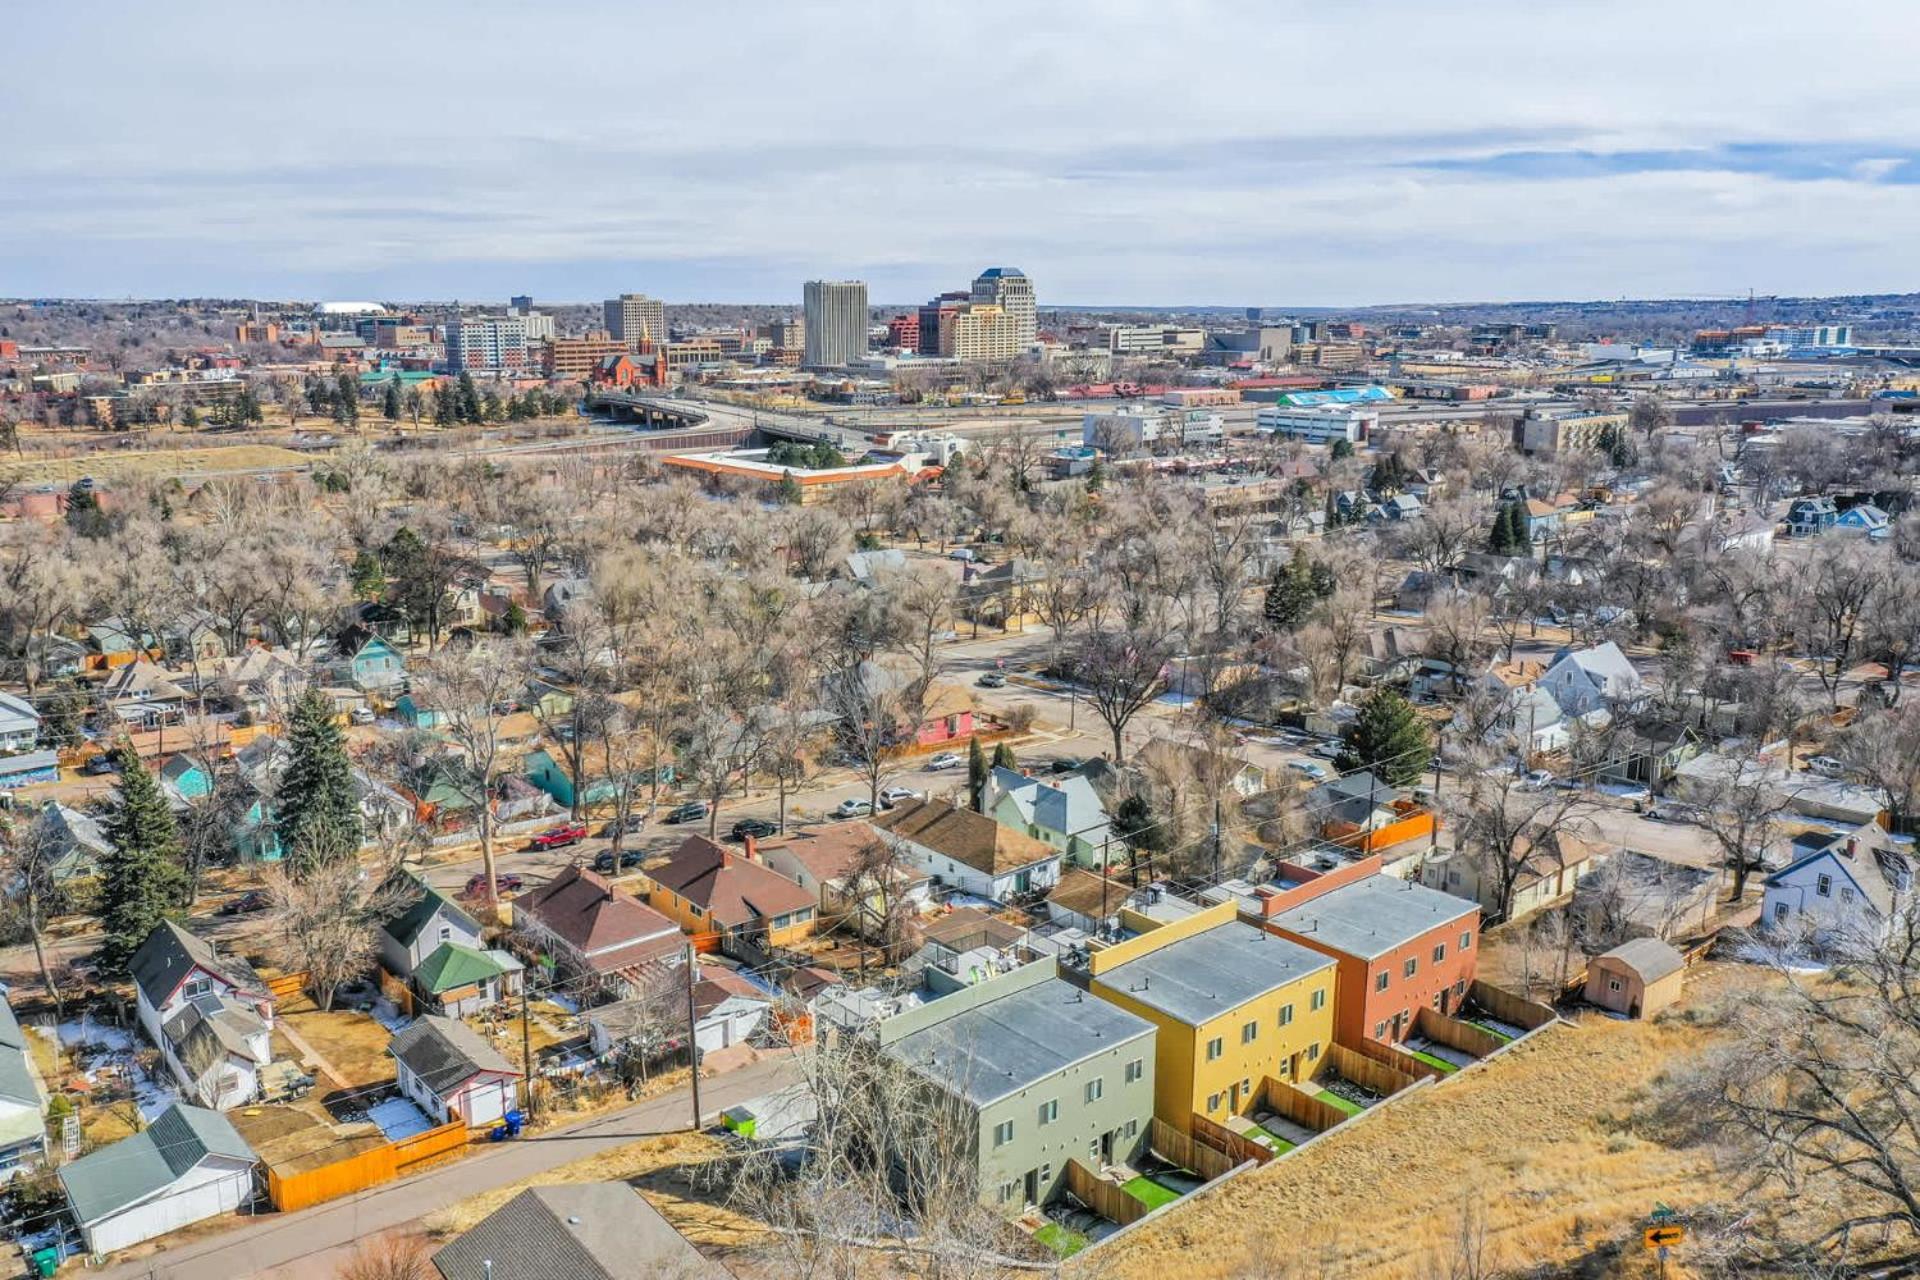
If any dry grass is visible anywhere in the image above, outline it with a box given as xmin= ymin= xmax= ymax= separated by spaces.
xmin=1076 ymin=963 xmax=1773 ymax=1280
xmin=0 ymin=443 xmax=312 ymax=485
xmin=229 ymin=1103 xmax=387 ymax=1176
xmin=420 ymin=1130 xmax=765 ymax=1252
xmin=279 ymin=996 xmax=399 ymax=1089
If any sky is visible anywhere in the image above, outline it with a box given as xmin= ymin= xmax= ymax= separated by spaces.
xmin=4 ymin=1 xmax=1919 ymax=308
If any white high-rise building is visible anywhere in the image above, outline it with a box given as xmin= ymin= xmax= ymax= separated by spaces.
xmin=445 ymin=314 xmax=529 ymax=374
xmin=970 ymin=267 xmax=1036 ymax=354
xmin=602 ymin=294 xmax=666 ymax=350
xmin=803 ymin=280 xmax=868 ymax=368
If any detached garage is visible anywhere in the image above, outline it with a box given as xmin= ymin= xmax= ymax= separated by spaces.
xmin=1584 ymin=938 xmax=1685 ymax=1020
xmin=59 ymin=1104 xmax=257 ymax=1257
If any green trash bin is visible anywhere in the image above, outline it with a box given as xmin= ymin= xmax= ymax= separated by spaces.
xmin=31 ymin=1245 xmax=58 ymax=1277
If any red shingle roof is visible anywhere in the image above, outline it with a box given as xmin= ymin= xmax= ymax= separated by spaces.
xmin=517 ymin=866 xmax=682 ymax=974
xmin=648 ymin=836 xmax=816 ymax=929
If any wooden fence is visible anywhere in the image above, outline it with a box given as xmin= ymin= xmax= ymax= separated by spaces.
xmin=1063 ymin=1159 xmax=1151 ymax=1227
xmin=1341 ymin=1035 xmax=1446 ymax=1083
xmin=265 ymin=1115 xmax=469 ymax=1212
xmin=1324 ymin=1042 xmax=1418 ymax=1098
xmin=1148 ymin=1117 xmax=1237 ymax=1181
xmin=1467 ymin=979 xmax=1557 ymax=1031
xmin=1189 ymin=1110 xmax=1275 ymax=1167
xmin=1414 ymin=1007 xmax=1506 ymax=1060
xmin=379 ymin=968 xmax=415 ymax=1018
xmin=263 ymin=971 xmax=310 ymax=1002
xmin=1259 ymin=1080 xmax=1349 ymax=1135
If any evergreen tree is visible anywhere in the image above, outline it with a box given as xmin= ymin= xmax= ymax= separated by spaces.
xmin=456 ymin=372 xmax=483 ymax=423
xmin=98 ymin=747 xmax=186 ymax=976
xmin=382 ymin=377 xmax=403 ymax=422
xmin=349 ymin=548 xmax=385 ymax=598
xmin=1263 ymin=555 xmax=1321 ymax=632
xmin=433 ymin=386 xmax=457 ymax=427
xmin=275 ymin=688 xmax=364 ymax=875
xmin=991 ymin=742 xmax=1018 ymax=773
xmin=1114 ymin=792 xmax=1165 ymax=855
xmin=237 ymin=385 xmax=264 ymax=424
xmin=64 ymin=483 xmax=109 ymax=538
xmin=1330 ymin=438 xmax=1355 ymax=460
xmin=181 ymin=403 xmax=201 ymax=429
xmin=967 ymin=737 xmax=989 ymax=811
xmin=1333 ymin=687 xmax=1432 ymax=789
xmin=775 ymin=471 xmax=803 ymax=505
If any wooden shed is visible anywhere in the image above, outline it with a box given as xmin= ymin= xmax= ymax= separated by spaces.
xmin=1584 ymin=937 xmax=1684 ymax=1019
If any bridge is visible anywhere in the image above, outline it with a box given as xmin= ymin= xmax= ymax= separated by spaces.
xmin=584 ymin=392 xmax=873 ymax=452
xmin=583 ymin=391 xmax=713 ymax=429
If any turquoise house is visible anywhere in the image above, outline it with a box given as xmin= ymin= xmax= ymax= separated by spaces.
xmin=234 ymin=799 xmax=285 ymax=862
xmin=526 ymin=748 xmax=673 ymax=811
xmin=160 ymin=756 xmax=214 ymax=800
xmin=394 ymin=694 xmax=448 ymax=729
xmin=342 ymin=634 xmax=407 ymax=692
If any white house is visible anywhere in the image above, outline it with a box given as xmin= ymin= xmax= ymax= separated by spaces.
xmin=379 ymin=875 xmax=486 ymax=981
xmin=1491 ymin=685 xmax=1570 ymax=757
xmin=870 ymin=797 xmax=1061 ymax=902
xmin=1763 ymin=827 xmax=1913 ymax=948
xmin=0 ymin=1002 xmax=47 ymax=1179
xmin=389 ymin=1015 xmax=521 ymax=1128
xmin=588 ymin=964 xmax=773 ymax=1060
xmin=0 ymin=692 xmax=39 ymax=754
xmin=129 ymin=922 xmax=276 ymax=1110
xmin=1538 ymin=641 xmax=1643 ymax=717
xmin=58 ymin=1105 xmax=257 ymax=1257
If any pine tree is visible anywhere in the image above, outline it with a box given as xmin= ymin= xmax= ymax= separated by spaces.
xmin=967 ymin=737 xmax=989 ymax=811
xmin=991 ymin=742 xmax=1018 ymax=773
xmin=1263 ymin=555 xmax=1320 ymax=632
xmin=1333 ymin=687 xmax=1432 ymax=789
xmin=1114 ymin=792 xmax=1165 ymax=855
xmin=775 ymin=471 xmax=804 ymax=505
xmin=64 ymin=483 xmax=109 ymax=538
xmin=276 ymin=688 xmax=364 ymax=875
xmin=382 ymin=377 xmax=403 ymax=422
xmin=349 ymin=548 xmax=385 ymax=598
xmin=98 ymin=747 xmax=186 ymax=976
xmin=456 ymin=372 xmax=483 ymax=423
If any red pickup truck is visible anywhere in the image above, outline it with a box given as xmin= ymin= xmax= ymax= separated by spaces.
xmin=527 ymin=823 xmax=588 ymax=850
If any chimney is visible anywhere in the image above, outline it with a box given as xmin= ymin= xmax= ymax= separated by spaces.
xmin=743 ymin=833 xmax=758 ymax=863
xmin=1845 ymin=837 xmax=1858 ymax=859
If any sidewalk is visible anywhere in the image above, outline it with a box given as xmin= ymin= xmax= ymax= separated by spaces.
xmin=93 ymin=1054 xmax=798 ymax=1280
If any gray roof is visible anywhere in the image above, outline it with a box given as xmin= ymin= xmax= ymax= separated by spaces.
xmin=988 ymin=767 xmax=1111 ymax=845
xmin=432 ymin=1183 xmax=717 ymax=1280
xmin=883 ymin=976 xmax=1153 ymax=1109
xmin=59 ymin=1104 xmax=254 ymax=1226
xmin=1268 ymin=875 xmax=1480 ymax=962
xmin=129 ymin=921 xmax=267 ymax=1010
xmin=1599 ymin=937 xmax=1685 ymax=984
xmin=1095 ymin=922 xmax=1335 ymax=1026
xmin=0 ymin=1001 xmax=43 ymax=1110
xmin=163 ymin=996 xmax=269 ymax=1066
xmin=390 ymin=1015 xmax=517 ymax=1095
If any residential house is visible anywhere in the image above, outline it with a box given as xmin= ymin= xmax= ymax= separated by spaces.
xmin=411 ymin=942 xmax=525 ymax=1017
xmin=1419 ymin=831 xmax=1607 ymax=923
xmin=640 ymin=835 xmax=818 ymax=963
xmin=754 ymin=820 xmax=933 ymax=942
xmin=588 ymin=963 xmax=773 ymax=1059
xmin=959 ymin=557 xmax=1044 ymax=631
xmin=31 ymin=802 xmax=110 ymax=882
xmin=1264 ymin=873 xmax=1481 ymax=1045
xmin=542 ymin=577 xmax=592 ymax=623
xmin=1044 ymin=868 xmax=1132 ymax=934
xmin=0 ymin=1001 xmax=47 ymax=1178
xmin=839 ymin=548 xmax=906 ymax=584
xmin=1082 ymin=902 xmax=1336 ymax=1133
xmin=158 ymin=611 xmax=228 ymax=665
xmin=1583 ymin=937 xmax=1685 ymax=1018
xmin=1492 ymin=684 xmax=1570 ymax=757
xmin=979 ymin=766 xmax=1113 ymax=866
xmin=389 ymin=1015 xmax=521 ymax=1127
xmin=100 ymin=661 xmax=189 ymax=728
xmin=1786 ymin=495 xmax=1838 ymax=537
xmin=333 ymin=630 xmax=408 ymax=693
xmin=1835 ymin=503 xmax=1892 ymax=539
xmin=872 ymin=797 xmax=1062 ymax=902
xmin=1370 ymin=493 xmax=1424 ymax=522
xmin=1763 ymin=825 xmax=1913 ymax=948
xmin=1137 ymin=738 xmax=1269 ymax=800
xmin=857 ymin=957 xmax=1157 ymax=1211
xmin=58 ymin=1105 xmax=257 ymax=1257
xmin=430 ymin=1183 xmax=723 ymax=1280
xmin=160 ymin=754 xmax=214 ymax=802
xmin=0 ymin=751 xmax=61 ymax=792
xmin=1305 ymin=771 xmax=1438 ymax=855
xmin=1538 ymin=641 xmax=1642 ymax=717
xmin=130 ymin=922 xmax=276 ymax=1110
xmin=380 ymin=875 xmax=486 ymax=982
xmin=393 ymin=692 xmax=449 ymax=730
xmin=84 ymin=618 xmax=162 ymax=669
xmin=0 ymin=692 xmax=40 ymax=754
xmin=1360 ymin=625 xmax=1425 ymax=685
xmin=517 ymin=865 xmax=685 ymax=987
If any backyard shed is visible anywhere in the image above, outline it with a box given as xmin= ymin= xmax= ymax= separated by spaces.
xmin=1584 ymin=937 xmax=1684 ymax=1019
xmin=58 ymin=1104 xmax=257 ymax=1256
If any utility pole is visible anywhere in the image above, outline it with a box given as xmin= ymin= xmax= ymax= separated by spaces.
xmin=684 ymin=941 xmax=702 ymax=1131
xmin=519 ymin=982 xmax=535 ymax=1121
xmin=1212 ymin=795 xmax=1223 ymax=882
xmin=1430 ymin=728 xmax=1444 ymax=853
xmin=1099 ymin=834 xmax=1111 ymax=933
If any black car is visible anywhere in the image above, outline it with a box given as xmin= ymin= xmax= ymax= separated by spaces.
xmin=600 ymin=813 xmax=645 ymax=837
xmin=729 ymin=818 xmax=778 ymax=842
xmin=592 ymin=848 xmax=646 ymax=873
xmin=1048 ymin=757 xmax=1083 ymax=774
xmin=82 ymin=754 xmax=119 ymax=776
xmin=665 ymin=801 xmax=710 ymax=824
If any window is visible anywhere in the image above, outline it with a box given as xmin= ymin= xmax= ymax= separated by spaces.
xmin=1125 ymin=1057 xmax=1144 ymax=1084
xmin=993 ymin=1120 xmax=1014 ymax=1147
xmin=1608 ymin=978 xmax=1623 ymax=993
xmin=1306 ymin=1043 xmax=1320 ymax=1062
xmin=1403 ymin=957 xmax=1418 ymax=979
xmin=1206 ymin=1093 xmax=1222 ymax=1112
xmin=1126 ymin=1118 xmax=1140 ymax=1139
xmin=1774 ymin=902 xmax=1790 ymax=923
xmin=1040 ymin=1163 xmax=1052 ymax=1187
xmin=1374 ymin=1020 xmax=1389 ymax=1039
xmin=1085 ymin=1078 xmax=1104 ymax=1104
xmin=438 ymin=925 xmax=451 ymax=942
xmin=1242 ymin=1020 xmax=1259 ymax=1045
xmin=1454 ymin=979 xmax=1466 ymax=997
xmin=998 ymin=1181 xmax=1018 ymax=1204
xmin=1279 ymin=1003 xmax=1294 ymax=1027
xmin=1447 ymin=869 xmax=1461 ymax=884
xmin=1310 ymin=988 xmax=1327 ymax=1012
xmin=1375 ymin=971 xmax=1390 ymax=993
xmin=1206 ymin=1037 xmax=1224 ymax=1061
xmin=1038 ymin=1099 xmax=1059 ymax=1126
xmin=1460 ymin=931 xmax=1473 ymax=951
xmin=1841 ymin=887 xmax=1856 ymax=905
xmin=182 ymin=977 xmax=212 ymax=1000
xmin=1816 ymin=873 xmax=1833 ymax=898
xmin=1433 ymin=943 xmax=1447 ymax=964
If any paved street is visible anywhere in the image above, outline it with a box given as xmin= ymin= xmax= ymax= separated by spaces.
xmin=93 ymin=1054 xmax=798 ymax=1280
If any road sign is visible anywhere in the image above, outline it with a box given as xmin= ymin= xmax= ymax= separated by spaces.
xmin=1645 ymin=1225 xmax=1685 ymax=1249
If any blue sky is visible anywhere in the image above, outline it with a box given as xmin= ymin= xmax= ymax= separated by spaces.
xmin=2 ymin=1 xmax=1917 ymax=307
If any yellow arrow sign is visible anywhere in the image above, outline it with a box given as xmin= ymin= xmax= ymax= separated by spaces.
xmin=1645 ymin=1225 xmax=1685 ymax=1249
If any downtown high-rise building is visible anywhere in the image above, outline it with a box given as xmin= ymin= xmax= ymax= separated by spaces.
xmin=602 ymin=293 xmax=666 ymax=350
xmin=969 ymin=267 xmax=1036 ymax=353
xmin=802 ymin=279 xmax=868 ymax=367
xmin=445 ymin=313 xmax=530 ymax=374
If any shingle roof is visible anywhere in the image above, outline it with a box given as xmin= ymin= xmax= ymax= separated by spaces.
xmin=1267 ymin=875 xmax=1480 ymax=961
xmin=1598 ymin=937 xmax=1684 ymax=984
xmin=1094 ymin=922 xmax=1334 ymax=1026
xmin=0 ymin=1000 xmax=43 ymax=1110
xmin=389 ymin=1015 xmax=518 ymax=1095
xmin=59 ymin=1104 xmax=254 ymax=1227
xmin=871 ymin=798 xmax=1057 ymax=876
xmin=647 ymin=836 xmax=815 ymax=928
xmin=129 ymin=921 xmax=267 ymax=1010
xmin=1046 ymin=868 xmax=1130 ymax=921
xmin=382 ymin=875 xmax=481 ymax=949
xmin=518 ymin=866 xmax=681 ymax=972
xmin=163 ymin=996 xmax=269 ymax=1067
xmin=431 ymin=1183 xmax=717 ymax=1280
xmin=987 ymin=767 xmax=1111 ymax=845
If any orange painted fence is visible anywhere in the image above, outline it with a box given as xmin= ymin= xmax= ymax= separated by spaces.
xmin=1325 ymin=805 xmax=1437 ymax=855
xmin=265 ymin=1116 xmax=469 ymax=1212
xmin=263 ymin=971 xmax=310 ymax=1002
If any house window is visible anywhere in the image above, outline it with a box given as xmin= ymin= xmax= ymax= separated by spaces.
xmin=1841 ymin=887 xmax=1856 ymax=905
xmin=1432 ymin=943 xmax=1446 ymax=964
xmin=1375 ymin=971 xmax=1390 ymax=993
xmin=1125 ymin=1057 xmax=1144 ymax=1084
xmin=1085 ymin=1078 xmax=1103 ymax=1104
xmin=438 ymin=925 xmax=451 ymax=942
xmin=1278 ymin=1004 xmax=1294 ymax=1027
xmin=1454 ymin=979 xmax=1466 ymax=997
xmin=1206 ymin=1093 xmax=1222 ymax=1112
xmin=1460 ymin=931 xmax=1473 ymax=951
xmin=182 ymin=977 xmax=212 ymax=1000
xmin=1774 ymin=902 xmax=1790 ymax=923
xmin=1038 ymin=1099 xmax=1059 ymax=1126
xmin=1447 ymin=870 xmax=1461 ymax=885
xmin=1241 ymin=1020 xmax=1259 ymax=1045
xmin=1306 ymin=1043 xmax=1320 ymax=1063
xmin=1126 ymin=1118 xmax=1139 ymax=1139
xmin=1403 ymin=957 xmax=1418 ymax=979
xmin=998 ymin=1180 xmax=1018 ymax=1204
xmin=1374 ymin=1020 xmax=1389 ymax=1039
xmin=1608 ymin=978 xmax=1623 ymax=993
xmin=993 ymin=1120 xmax=1014 ymax=1147
xmin=1816 ymin=874 xmax=1833 ymax=898
xmin=1206 ymin=1037 xmax=1223 ymax=1061
xmin=1040 ymin=1162 xmax=1052 ymax=1187
xmin=1310 ymin=988 xmax=1327 ymax=1012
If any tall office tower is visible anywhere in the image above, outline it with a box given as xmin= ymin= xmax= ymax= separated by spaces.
xmin=602 ymin=294 xmax=666 ymax=350
xmin=969 ymin=267 xmax=1037 ymax=353
xmin=917 ymin=291 xmax=968 ymax=356
xmin=445 ymin=314 xmax=529 ymax=374
xmin=803 ymin=279 xmax=868 ymax=367
xmin=510 ymin=295 xmax=534 ymax=312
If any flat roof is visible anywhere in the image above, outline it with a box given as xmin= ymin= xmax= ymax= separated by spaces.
xmin=1095 ymin=922 xmax=1334 ymax=1026
xmin=883 ymin=976 xmax=1152 ymax=1108
xmin=1267 ymin=875 xmax=1479 ymax=962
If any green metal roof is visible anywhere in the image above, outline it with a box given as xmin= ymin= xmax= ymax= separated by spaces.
xmin=414 ymin=942 xmax=508 ymax=995
xmin=59 ymin=1104 xmax=254 ymax=1226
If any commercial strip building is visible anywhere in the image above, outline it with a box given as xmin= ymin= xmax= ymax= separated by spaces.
xmin=1255 ymin=403 xmax=1379 ymax=444
xmin=803 ymin=280 xmax=869 ymax=368
xmin=659 ymin=448 xmax=913 ymax=503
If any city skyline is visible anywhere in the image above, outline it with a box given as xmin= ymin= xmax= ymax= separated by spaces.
xmin=5 ymin=3 xmax=1919 ymax=306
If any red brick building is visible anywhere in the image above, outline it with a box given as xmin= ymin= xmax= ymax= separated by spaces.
xmin=1261 ymin=871 xmax=1480 ymax=1046
xmin=885 ymin=314 xmax=920 ymax=351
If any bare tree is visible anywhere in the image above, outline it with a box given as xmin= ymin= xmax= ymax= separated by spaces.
xmin=262 ymin=858 xmax=408 ymax=1011
xmin=0 ymin=808 xmax=70 ymax=1017
xmin=1075 ymin=619 xmax=1175 ymax=763
xmin=416 ymin=636 xmax=534 ymax=918
xmin=1673 ymin=750 xmax=1801 ymax=902
xmin=335 ymin=1233 xmax=433 ymax=1280
xmin=1443 ymin=745 xmax=1597 ymax=923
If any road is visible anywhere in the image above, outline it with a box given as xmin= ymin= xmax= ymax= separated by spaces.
xmin=93 ymin=1054 xmax=798 ymax=1280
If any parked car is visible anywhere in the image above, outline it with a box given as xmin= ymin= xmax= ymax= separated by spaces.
xmin=1645 ymin=803 xmax=1699 ymax=824
xmin=948 ymin=547 xmax=978 ymax=563
xmin=1288 ymin=760 xmax=1329 ymax=780
xmin=349 ymin=706 xmax=376 ymax=725
xmin=592 ymin=848 xmax=646 ymax=873
xmin=465 ymin=872 xmax=525 ymax=896
xmin=665 ymin=801 xmax=710 ymax=825
xmin=600 ymin=813 xmax=645 ymax=837
xmin=878 ymin=786 xmax=919 ymax=808
xmin=82 ymin=754 xmax=119 ymax=775
xmin=528 ymin=823 xmax=589 ymax=850
xmin=925 ymin=752 xmax=964 ymax=771
xmin=977 ymin=671 xmax=1007 ymax=688
xmin=1047 ymin=756 xmax=1083 ymax=774
xmin=216 ymin=890 xmax=271 ymax=917
xmin=1805 ymin=754 xmax=1849 ymax=778
xmin=1521 ymin=769 xmax=1554 ymax=790
xmin=729 ymin=818 xmax=778 ymax=842
xmin=1310 ymin=740 xmax=1342 ymax=759
xmin=832 ymin=798 xmax=875 ymax=819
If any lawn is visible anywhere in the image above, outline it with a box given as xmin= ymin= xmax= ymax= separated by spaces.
xmin=1121 ymin=1175 xmax=1183 ymax=1211
xmin=0 ymin=443 xmax=313 ymax=486
xmin=1035 ymin=1222 xmax=1090 ymax=1257
xmin=1246 ymin=1123 xmax=1296 ymax=1155
xmin=1312 ymin=1087 xmax=1365 ymax=1118
xmin=1403 ymin=1047 xmax=1461 ymax=1074
xmin=1464 ymin=1018 xmax=1517 ymax=1044
xmin=279 ymin=997 xmax=398 ymax=1090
